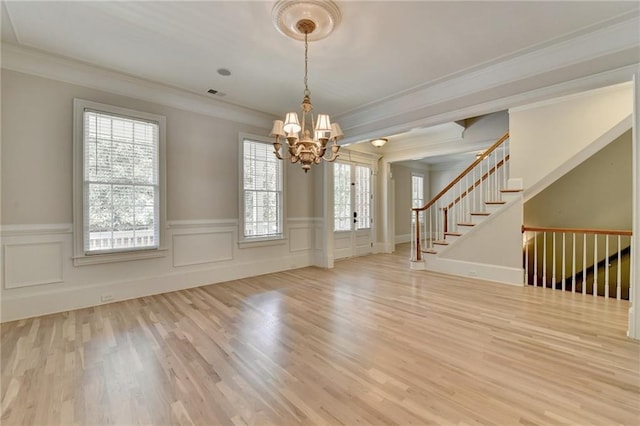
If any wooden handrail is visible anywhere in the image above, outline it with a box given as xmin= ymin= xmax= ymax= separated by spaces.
xmin=522 ymin=226 xmax=632 ymax=236
xmin=445 ymin=155 xmax=509 ymax=210
xmin=412 ymin=131 xmax=509 ymax=212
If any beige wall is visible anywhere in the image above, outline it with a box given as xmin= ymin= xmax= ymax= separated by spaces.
xmin=510 ymin=83 xmax=633 ymax=191
xmin=429 ymin=160 xmax=468 ymax=199
xmin=1 ymin=70 xmax=313 ymax=224
xmin=391 ymin=163 xmax=429 ymax=239
xmin=525 ymin=130 xmax=632 ymax=229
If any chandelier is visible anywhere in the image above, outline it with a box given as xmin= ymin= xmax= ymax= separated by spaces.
xmin=270 ymin=0 xmax=343 ymax=172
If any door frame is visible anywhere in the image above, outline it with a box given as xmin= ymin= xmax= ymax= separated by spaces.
xmin=318 ymin=148 xmax=380 ymax=268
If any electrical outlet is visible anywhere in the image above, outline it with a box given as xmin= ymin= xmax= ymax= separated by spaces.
xmin=100 ymin=294 xmax=114 ymax=303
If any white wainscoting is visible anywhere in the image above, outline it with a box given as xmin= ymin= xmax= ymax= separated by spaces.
xmin=289 ymin=227 xmax=312 ymax=252
xmin=4 ymin=241 xmax=64 ymax=288
xmin=172 ymin=229 xmax=234 ymax=267
xmin=0 ymin=218 xmax=317 ymax=322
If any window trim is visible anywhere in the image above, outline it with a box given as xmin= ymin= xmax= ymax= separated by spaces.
xmin=72 ymin=99 xmax=167 ymax=266
xmin=238 ymin=133 xmax=286 ymax=247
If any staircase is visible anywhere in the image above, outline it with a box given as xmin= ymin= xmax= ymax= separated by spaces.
xmin=411 ymin=132 xmax=524 ymax=283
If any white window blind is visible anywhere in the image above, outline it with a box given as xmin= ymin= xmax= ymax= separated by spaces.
xmin=242 ymin=139 xmax=283 ymax=239
xmin=83 ymin=109 xmax=159 ymax=253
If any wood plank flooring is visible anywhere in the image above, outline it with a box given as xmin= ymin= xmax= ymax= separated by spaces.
xmin=2 ymin=245 xmax=639 ymax=425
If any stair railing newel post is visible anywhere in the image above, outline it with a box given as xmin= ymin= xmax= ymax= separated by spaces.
xmin=415 ymin=209 xmax=421 ymax=261
xmin=443 ymin=207 xmax=448 ymax=234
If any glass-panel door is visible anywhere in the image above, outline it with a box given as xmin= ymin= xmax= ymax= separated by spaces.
xmin=334 ymin=162 xmax=373 ymax=259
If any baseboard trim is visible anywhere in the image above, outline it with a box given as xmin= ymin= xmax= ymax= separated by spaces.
xmin=424 ymin=257 xmax=523 ymax=286
xmin=394 ymin=233 xmax=411 ymax=244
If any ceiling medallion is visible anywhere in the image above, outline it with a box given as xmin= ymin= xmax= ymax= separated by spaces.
xmin=272 ymin=0 xmax=341 ymax=41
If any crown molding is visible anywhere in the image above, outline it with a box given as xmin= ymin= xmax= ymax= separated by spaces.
xmin=337 ymin=14 xmax=640 ymax=139
xmin=0 ymin=42 xmax=276 ymax=129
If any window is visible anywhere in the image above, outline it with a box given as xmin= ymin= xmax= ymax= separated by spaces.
xmin=73 ymin=99 xmax=166 ymax=265
xmin=240 ymin=136 xmax=284 ymax=242
xmin=412 ymin=173 xmax=424 ymax=224
xmin=412 ymin=174 xmax=424 ymax=209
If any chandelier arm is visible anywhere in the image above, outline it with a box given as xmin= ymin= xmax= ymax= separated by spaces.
xmin=273 ymin=140 xmax=284 ymax=160
xmin=325 ymin=151 xmax=340 ymax=162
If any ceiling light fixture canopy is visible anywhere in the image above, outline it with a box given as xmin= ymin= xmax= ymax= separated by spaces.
xmin=370 ymin=138 xmax=388 ymax=148
xmin=270 ymin=0 xmax=343 ymax=173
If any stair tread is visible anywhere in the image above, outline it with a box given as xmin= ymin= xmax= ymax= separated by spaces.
xmin=500 ymin=189 xmax=523 ymax=193
xmin=444 ymin=232 xmax=462 ymax=236
xmin=485 ymin=201 xmax=506 ymax=205
xmin=457 ymin=222 xmax=475 ymax=227
xmin=423 ymin=249 xmax=438 ymax=254
xmin=470 ymin=212 xmax=491 ymax=216
xmin=433 ymin=240 xmax=449 ymax=245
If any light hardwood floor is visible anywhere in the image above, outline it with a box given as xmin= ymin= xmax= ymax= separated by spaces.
xmin=2 ymin=245 xmax=639 ymax=425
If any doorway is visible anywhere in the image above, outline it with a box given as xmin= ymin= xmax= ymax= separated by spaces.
xmin=333 ymin=162 xmax=374 ymax=259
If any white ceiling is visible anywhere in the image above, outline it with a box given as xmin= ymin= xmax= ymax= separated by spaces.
xmin=2 ymin=0 xmax=638 ymax=123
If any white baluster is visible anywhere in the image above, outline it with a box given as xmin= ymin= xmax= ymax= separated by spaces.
xmin=605 ymin=235 xmax=610 ymax=298
xmin=493 ymin=152 xmax=497 ymax=201
xmin=429 ymin=207 xmax=433 ymax=248
xmin=422 ymin=210 xmax=426 ymax=255
xmin=552 ymin=232 xmax=557 ymax=289
xmin=452 ymin=185 xmax=457 ymax=229
xmin=572 ymin=233 xmax=576 ymax=293
xmin=506 ymin=138 xmax=510 ymax=184
xmin=617 ymin=235 xmax=622 ymax=300
xmin=542 ymin=232 xmax=547 ymax=288
xmin=593 ymin=234 xmax=598 ymax=296
xmin=479 ymin=159 xmax=484 ymax=206
xmin=582 ymin=233 xmax=587 ymax=295
xmin=435 ymin=201 xmax=440 ymax=243
xmin=533 ymin=232 xmax=538 ymax=287
xmin=459 ymin=180 xmax=463 ymax=223
xmin=561 ymin=232 xmax=566 ymax=291
xmin=466 ymin=174 xmax=470 ymax=218
xmin=525 ymin=231 xmax=529 ymax=284
xmin=472 ymin=166 xmax=476 ymax=212
xmin=503 ymin=143 xmax=507 ymax=189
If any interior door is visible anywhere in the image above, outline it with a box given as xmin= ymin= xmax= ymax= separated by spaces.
xmin=333 ymin=162 xmax=373 ymax=260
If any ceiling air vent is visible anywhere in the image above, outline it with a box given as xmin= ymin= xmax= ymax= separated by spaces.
xmin=207 ymin=89 xmax=227 ymax=97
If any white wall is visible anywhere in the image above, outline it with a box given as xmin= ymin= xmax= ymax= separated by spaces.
xmin=1 ymin=70 xmax=319 ymax=322
xmin=510 ymin=83 xmax=633 ymax=194
xmin=391 ymin=162 xmax=429 ymax=243
xmin=426 ymin=197 xmax=524 ymax=285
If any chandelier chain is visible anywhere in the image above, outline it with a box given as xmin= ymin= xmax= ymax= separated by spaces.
xmin=304 ymin=31 xmax=309 ymax=96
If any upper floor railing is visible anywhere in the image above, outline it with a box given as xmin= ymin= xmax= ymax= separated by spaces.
xmin=411 ymin=132 xmax=510 ymax=261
